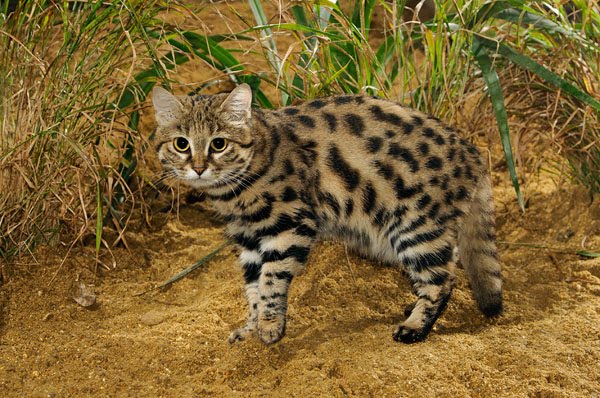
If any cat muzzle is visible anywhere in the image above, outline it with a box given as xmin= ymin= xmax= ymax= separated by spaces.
xmin=192 ymin=166 xmax=206 ymax=176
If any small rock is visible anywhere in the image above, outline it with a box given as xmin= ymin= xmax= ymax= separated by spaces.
xmin=73 ymin=280 xmax=96 ymax=307
xmin=556 ymin=229 xmax=575 ymax=242
xmin=140 ymin=310 xmax=167 ymax=326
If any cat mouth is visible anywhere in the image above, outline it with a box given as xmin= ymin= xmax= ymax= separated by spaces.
xmin=178 ymin=168 xmax=239 ymax=190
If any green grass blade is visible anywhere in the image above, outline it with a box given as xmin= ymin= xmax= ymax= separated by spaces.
xmin=248 ymin=0 xmax=270 ymax=32
xmin=321 ymin=62 xmax=351 ymax=89
xmin=241 ymin=23 xmax=343 ymax=40
xmin=181 ymin=32 xmax=244 ymax=73
xmin=499 ymin=241 xmax=600 ymax=258
xmin=133 ymin=241 xmax=231 ymax=296
xmin=248 ymin=0 xmax=288 ymax=104
xmin=468 ymin=0 xmax=517 ymax=28
xmin=208 ymin=33 xmax=255 ymax=43
xmin=374 ymin=34 xmax=400 ymax=92
xmin=289 ymin=5 xmax=313 ymax=100
xmin=315 ymin=0 xmax=335 ymax=30
xmin=493 ymin=7 xmax=599 ymax=52
xmin=291 ymin=4 xmax=310 ymax=27
xmin=576 ymin=250 xmax=600 ymax=258
xmin=350 ymin=0 xmax=375 ymax=38
xmin=472 ymin=36 xmax=525 ymax=211
xmin=375 ymin=34 xmax=397 ymax=68
xmin=157 ymin=241 xmax=230 ymax=290
xmin=494 ymin=8 xmax=571 ymax=36
xmin=476 ymin=35 xmax=600 ymax=111
xmin=287 ymin=3 xmax=336 ymax=99
xmin=469 ymin=3 xmax=599 ymax=52
xmin=254 ymin=89 xmax=274 ymax=109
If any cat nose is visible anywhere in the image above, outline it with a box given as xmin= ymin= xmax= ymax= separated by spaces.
xmin=192 ymin=166 xmax=205 ymax=176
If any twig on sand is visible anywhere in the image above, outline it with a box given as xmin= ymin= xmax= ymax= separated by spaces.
xmin=498 ymin=240 xmax=600 ymax=258
xmin=134 ymin=241 xmax=231 ymax=297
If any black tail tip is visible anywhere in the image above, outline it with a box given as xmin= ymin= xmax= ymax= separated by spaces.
xmin=479 ymin=294 xmax=503 ymax=317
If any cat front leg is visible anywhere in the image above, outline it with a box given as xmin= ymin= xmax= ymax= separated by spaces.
xmin=228 ymin=249 xmax=262 ymax=343
xmin=256 ymin=255 xmax=305 ymax=344
xmin=229 ymin=205 xmax=316 ymax=344
xmin=256 ymin=235 xmax=313 ymax=344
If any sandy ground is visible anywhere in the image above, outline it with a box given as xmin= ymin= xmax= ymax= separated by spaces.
xmin=1 ymin=1 xmax=600 ymax=397
xmin=1 ymin=169 xmax=599 ymax=397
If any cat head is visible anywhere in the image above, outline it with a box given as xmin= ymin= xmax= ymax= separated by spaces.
xmin=151 ymin=84 xmax=254 ymax=190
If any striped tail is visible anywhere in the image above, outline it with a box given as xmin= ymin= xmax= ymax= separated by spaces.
xmin=457 ymin=175 xmax=503 ymax=317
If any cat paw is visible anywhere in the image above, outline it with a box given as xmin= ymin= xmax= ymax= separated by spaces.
xmin=392 ymin=323 xmax=429 ymax=344
xmin=228 ymin=326 xmax=255 ymax=344
xmin=257 ymin=317 xmax=286 ymax=345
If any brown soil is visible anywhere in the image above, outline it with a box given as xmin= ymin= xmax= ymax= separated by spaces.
xmin=1 ymin=173 xmax=600 ymax=397
xmin=1 ymin=2 xmax=600 ymax=397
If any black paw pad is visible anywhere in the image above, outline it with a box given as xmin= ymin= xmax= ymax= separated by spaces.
xmin=393 ymin=326 xmax=430 ymax=344
xmin=479 ymin=293 xmax=503 ymax=317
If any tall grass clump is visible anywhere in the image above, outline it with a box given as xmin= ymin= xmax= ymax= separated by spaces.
xmin=1 ymin=0 xmax=598 ymax=277
xmin=492 ymin=1 xmax=600 ymax=193
xmin=0 ymin=1 xmax=180 ymax=272
xmin=232 ymin=0 xmax=599 ymax=204
xmin=0 ymin=0 xmax=284 ymax=275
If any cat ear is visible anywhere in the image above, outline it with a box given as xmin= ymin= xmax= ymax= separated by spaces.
xmin=152 ymin=86 xmax=183 ymax=126
xmin=220 ymin=83 xmax=252 ymax=126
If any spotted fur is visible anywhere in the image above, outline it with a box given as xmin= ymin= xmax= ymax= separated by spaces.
xmin=151 ymin=84 xmax=503 ymax=345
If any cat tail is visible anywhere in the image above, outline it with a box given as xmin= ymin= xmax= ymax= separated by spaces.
xmin=457 ymin=174 xmax=503 ymax=317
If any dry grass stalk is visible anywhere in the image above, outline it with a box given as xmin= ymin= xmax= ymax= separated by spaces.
xmin=0 ymin=2 xmax=169 ymax=273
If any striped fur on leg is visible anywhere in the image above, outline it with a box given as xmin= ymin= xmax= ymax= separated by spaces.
xmin=388 ymin=214 xmax=458 ymax=343
xmin=228 ymin=250 xmax=261 ymax=343
xmin=256 ymin=242 xmax=311 ymax=344
xmin=393 ymin=246 xmax=456 ymax=343
xmin=228 ymin=208 xmax=315 ymax=344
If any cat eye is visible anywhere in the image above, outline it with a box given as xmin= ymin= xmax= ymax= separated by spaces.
xmin=173 ymin=137 xmax=189 ymax=153
xmin=210 ymin=138 xmax=228 ymax=152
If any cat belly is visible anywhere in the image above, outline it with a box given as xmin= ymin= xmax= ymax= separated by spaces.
xmin=318 ymin=218 xmax=399 ymax=264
